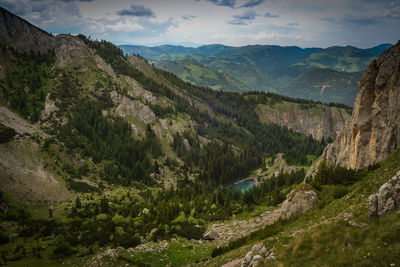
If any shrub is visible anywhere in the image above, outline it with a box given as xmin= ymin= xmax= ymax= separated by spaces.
xmin=333 ymin=187 xmax=348 ymax=199
xmin=313 ymin=160 xmax=360 ymax=186
xmin=0 ymin=230 xmax=9 ymax=245
xmin=172 ymin=222 xmax=205 ymax=239
xmin=52 ymin=235 xmax=75 ymax=257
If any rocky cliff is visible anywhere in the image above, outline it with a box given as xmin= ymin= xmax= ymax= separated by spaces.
xmin=309 ymin=41 xmax=400 ymax=173
xmin=256 ymin=102 xmax=351 ymax=141
xmin=0 ymin=7 xmax=55 ymax=52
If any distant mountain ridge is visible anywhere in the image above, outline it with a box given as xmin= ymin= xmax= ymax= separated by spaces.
xmin=120 ymin=43 xmax=392 ymax=106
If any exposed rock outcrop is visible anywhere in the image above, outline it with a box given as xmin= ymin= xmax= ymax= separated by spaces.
xmin=203 ymin=230 xmax=219 ymax=240
xmin=280 ymin=185 xmax=319 ymax=219
xmin=241 ymin=244 xmax=276 ymax=267
xmin=316 ymin=42 xmax=400 ymax=170
xmin=111 ymin=91 xmax=156 ymax=124
xmin=256 ymin=103 xmax=350 ymax=141
xmin=55 ymin=34 xmax=94 ymax=68
xmin=368 ymin=170 xmax=400 ymax=221
xmin=0 ymin=7 xmax=55 ymax=52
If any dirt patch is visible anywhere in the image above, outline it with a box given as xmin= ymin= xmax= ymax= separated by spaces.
xmin=0 ymin=138 xmax=73 ymax=204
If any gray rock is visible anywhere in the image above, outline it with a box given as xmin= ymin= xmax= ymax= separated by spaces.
xmin=241 ymin=251 xmax=253 ymax=267
xmin=348 ymin=221 xmax=368 ymax=227
xmin=249 ymin=255 xmax=263 ymax=267
xmin=368 ymin=194 xmax=378 ymax=221
xmin=203 ymin=230 xmax=219 ymax=240
xmin=368 ymin=170 xmax=400 ymax=219
xmin=259 ymin=247 xmax=268 ymax=257
xmin=280 ymin=186 xmax=319 ymax=219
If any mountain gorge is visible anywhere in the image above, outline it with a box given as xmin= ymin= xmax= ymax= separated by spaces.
xmin=0 ymin=6 xmax=400 ymax=267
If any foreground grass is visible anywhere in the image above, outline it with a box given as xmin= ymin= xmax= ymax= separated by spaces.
xmin=202 ymin=150 xmax=400 ymax=266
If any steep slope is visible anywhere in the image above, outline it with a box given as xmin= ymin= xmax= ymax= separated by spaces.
xmin=0 ymin=7 xmax=55 ymax=52
xmin=256 ymin=101 xmax=351 ymax=141
xmin=282 ymin=68 xmax=362 ymax=106
xmin=156 ymin=59 xmax=250 ymax=92
xmin=308 ymin=41 xmax=400 ymax=178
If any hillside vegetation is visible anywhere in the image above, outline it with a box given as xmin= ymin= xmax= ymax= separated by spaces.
xmin=121 ymin=43 xmax=391 ymax=106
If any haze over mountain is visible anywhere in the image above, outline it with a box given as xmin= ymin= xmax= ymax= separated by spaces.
xmin=121 ymin=43 xmax=391 ymax=106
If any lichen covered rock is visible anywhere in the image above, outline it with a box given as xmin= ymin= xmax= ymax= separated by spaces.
xmin=280 ymin=185 xmax=319 ymax=219
xmin=368 ymin=170 xmax=400 ymax=220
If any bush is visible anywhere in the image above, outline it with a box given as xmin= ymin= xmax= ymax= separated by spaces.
xmin=333 ymin=187 xmax=348 ymax=199
xmin=313 ymin=160 xmax=360 ymax=186
xmin=0 ymin=230 xmax=9 ymax=245
xmin=0 ymin=123 xmax=17 ymax=143
xmin=52 ymin=235 xmax=75 ymax=257
xmin=172 ymin=222 xmax=205 ymax=239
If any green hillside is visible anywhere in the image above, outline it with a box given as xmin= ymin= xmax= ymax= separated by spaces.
xmin=296 ymin=44 xmax=391 ymax=72
xmin=155 ymin=59 xmax=250 ymax=92
xmin=282 ymin=68 xmax=363 ymax=106
xmin=121 ymin=43 xmax=391 ymax=105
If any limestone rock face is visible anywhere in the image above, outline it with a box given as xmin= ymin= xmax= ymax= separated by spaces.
xmin=0 ymin=7 xmax=55 ymax=52
xmin=368 ymin=170 xmax=400 ymax=220
xmin=257 ymin=104 xmax=350 ymax=141
xmin=55 ymin=34 xmax=94 ymax=68
xmin=307 ymin=41 xmax=400 ymax=177
xmin=280 ymin=186 xmax=319 ymax=219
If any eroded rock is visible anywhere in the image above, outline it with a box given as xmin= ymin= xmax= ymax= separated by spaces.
xmin=307 ymin=41 xmax=400 ymax=180
xmin=280 ymin=186 xmax=319 ymax=219
xmin=368 ymin=170 xmax=400 ymax=220
xmin=203 ymin=230 xmax=219 ymax=240
xmin=241 ymin=244 xmax=275 ymax=267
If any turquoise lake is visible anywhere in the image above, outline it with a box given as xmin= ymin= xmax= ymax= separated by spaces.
xmin=230 ymin=179 xmax=256 ymax=192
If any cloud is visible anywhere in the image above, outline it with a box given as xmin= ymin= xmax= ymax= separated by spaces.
xmin=344 ymin=17 xmax=379 ymax=25
xmin=206 ymin=0 xmax=236 ymax=8
xmin=106 ymin=20 xmax=145 ymax=32
xmin=182 ymin=15 xmax=196 ymax=20
xmin=58 ymin=0 xmax=94 ymax=2
xmin=263 ymin=12 xmax=279 ymax=18
xmin=288 ymin=22 xmax=299 ymax=26
xmin=234 ymin=10 xmax=257 ymax=20
xmin=117 ymin=5 xmax=155 ymax=18
xmin=229 ymin=10 xmax=257 ymax=25
xmin=323 ymin=17 xmax=380 ymax=26
xmin=228 ymin=20 xmax=247 ymax=25
xmin=0 ymin=0 xmax=28 ymax=15
xmin=240 ymin=0 xmax=264 ymax=8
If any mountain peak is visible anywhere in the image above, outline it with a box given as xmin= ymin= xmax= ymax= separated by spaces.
xmin=0 ymin=7 xmax=55 ymax=52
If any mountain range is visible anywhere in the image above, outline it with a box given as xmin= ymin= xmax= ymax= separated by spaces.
xmin=1 ymin=6 xmax=400 ymax=267
xmin=121 ymin=43 xmax=391 ymax=106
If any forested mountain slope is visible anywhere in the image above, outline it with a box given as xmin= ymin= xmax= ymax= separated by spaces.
xmin=121 ymin=43 xmax=391 ymax=106
xmin=1 ymin=7 xmax=398 ymax=267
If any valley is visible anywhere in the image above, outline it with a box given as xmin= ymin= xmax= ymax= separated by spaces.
xmin=121 ymin=43 xmax=390 ymax=106
xmin=0 ymin=5 xmax=400 ymax=267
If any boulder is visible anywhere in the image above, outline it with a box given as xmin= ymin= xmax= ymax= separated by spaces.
xmin=203 ymin=230 xmax=219 ymax=240
xmin=280 ymin=186 xmax=319 ymax=219
xmin=241 ymin=244 xmax=274 ymax=267
xmin=368 ymin=170 xmax=400 ymax=220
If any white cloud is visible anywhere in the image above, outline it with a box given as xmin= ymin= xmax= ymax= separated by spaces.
xmin=106 ymin=20 xmax=145 ymax=32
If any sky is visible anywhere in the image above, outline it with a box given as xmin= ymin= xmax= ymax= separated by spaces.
xmin=1 ymin=0 xmax=399 ymax=48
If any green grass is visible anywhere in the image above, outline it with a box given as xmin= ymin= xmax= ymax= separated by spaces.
xmin=200 ymin=150 xmax=400 ymax=266
xmin=120 ymin=239 xmax=214 ymax=266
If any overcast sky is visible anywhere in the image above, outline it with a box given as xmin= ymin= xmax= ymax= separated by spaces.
xmin=1 ymin=0 xmax=399 ymax=48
